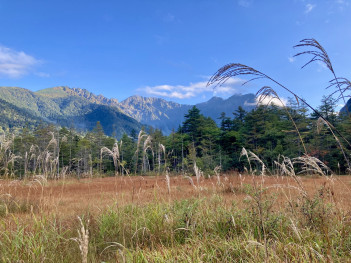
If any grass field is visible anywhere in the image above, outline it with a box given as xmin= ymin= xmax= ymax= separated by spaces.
xmin=1 ymin=173 xmax=351 ymax=262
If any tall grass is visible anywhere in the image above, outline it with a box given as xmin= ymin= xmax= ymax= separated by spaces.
xmin=101 ymin=143 xmax=121 ymax=175
xmin=72 ymin=216 xmax=89 ymax=263
xmin=0 ymin=147 xmax=349 ymax=261
xmin=1 ymin=183 xmax=351 ymax=262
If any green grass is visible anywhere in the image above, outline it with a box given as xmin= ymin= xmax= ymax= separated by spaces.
xmin=0 ymin=195 xmax=39 ymax=218
xmin=1 ymin=186 xmax=351 ymax=262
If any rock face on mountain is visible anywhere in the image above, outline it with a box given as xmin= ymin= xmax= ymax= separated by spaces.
xmin=118 ymin=94 xmax=256 ymax=134
xmin=0 ymin=85 xmax=257 ymax=136
xmin=119 ymin=96 xmax=192 ymax=134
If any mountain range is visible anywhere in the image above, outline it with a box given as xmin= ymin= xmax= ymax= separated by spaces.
xmin=118 ymin=93 xmax=256 ymax=134
xmin=0 ymin=86 xmax=256 ymax=136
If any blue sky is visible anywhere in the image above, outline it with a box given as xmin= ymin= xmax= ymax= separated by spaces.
xmin=0 ymin=0 xmax=351 ymax=108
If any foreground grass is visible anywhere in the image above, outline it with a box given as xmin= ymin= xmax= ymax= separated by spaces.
xmin=1 ymin=180 xmax=351 ymax=262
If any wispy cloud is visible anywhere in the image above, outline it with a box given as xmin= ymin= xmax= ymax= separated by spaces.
xmin=238 ymin=0 xmax=253 ymax=8
xmin=0 ymin=45 xmax=40 ymax=78
xmin=141 ymin=78 xmax=245 ymax=99
xmin=288 ymin=56 xmax=296 ymax=63
xmin=305 ymin=3 xmax=316 ymax=13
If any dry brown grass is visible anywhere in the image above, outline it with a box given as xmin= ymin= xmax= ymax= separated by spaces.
xmin=2 ymin=173 xmax=351 ymax=220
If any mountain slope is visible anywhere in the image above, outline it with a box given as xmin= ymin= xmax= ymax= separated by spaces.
xmin=0 ymin=86 xmax=61 ymax=119
xmin=340 ymin=98 xmax=351 ymax=115
xmin=73 ymin=104 xmax=142 ymax=136
xmin=119 ymin=96 xmax=192 ymax=133
xmin=0 ymin=98 xmax=43 ymax=132
xmin=0 ymin=86 xmax=142 ymax=137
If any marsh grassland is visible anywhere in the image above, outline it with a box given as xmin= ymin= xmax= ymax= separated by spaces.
xmin=1 ymin=173 xmax=351 ymax=262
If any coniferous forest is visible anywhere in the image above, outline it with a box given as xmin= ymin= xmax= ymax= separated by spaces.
xmin=1 ymin=94 xmax=349 ymax=179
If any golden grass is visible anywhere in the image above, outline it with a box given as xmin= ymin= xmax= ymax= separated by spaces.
xmin=2 ymin=173 xmax=351 ymax=220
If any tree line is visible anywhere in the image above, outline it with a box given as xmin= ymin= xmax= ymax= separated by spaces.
xmin=0 ymin=95 xmax=350 ymax=179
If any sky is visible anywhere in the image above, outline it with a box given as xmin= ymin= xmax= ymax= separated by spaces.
xmin=0 ymin=0 xmax=351 ymax=109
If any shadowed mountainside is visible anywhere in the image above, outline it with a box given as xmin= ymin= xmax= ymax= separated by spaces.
xmin=340 ymin=98 xmax=351 ymax=115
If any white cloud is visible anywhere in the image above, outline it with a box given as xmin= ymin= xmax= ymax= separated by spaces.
xmin=141 ymin=78 xmax=245 ymax=99
xmin=258 ymin=95 xmax=287 ymax=107
xmin=0 ymin=45 xmax=40 ymax=78
xmin=288 ymin=56 xmax=296 ymax=63
xmin=245 ymin=95 xmax=287 ymax=107
xmin=305 ymin=3 xmax=316 ymax=13
xmin=238 ymin=0 xmax=253 ymax=7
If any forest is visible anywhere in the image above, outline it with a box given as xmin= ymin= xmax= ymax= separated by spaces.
xmin=0 ymin=93 xmax=349 ymax=179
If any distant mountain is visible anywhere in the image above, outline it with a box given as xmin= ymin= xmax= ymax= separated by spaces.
xmin=119 ymin=94 xmax=256 ymax=134
xmin=196 ymin=94 xmax=256 ymax=124
xmin=340 ymin=98 xmax=351 ymax=115
xmin=119 ymin=96 xmax=192 ymax=134
xmin=0 ymin=86 xmax=142 ymax=137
